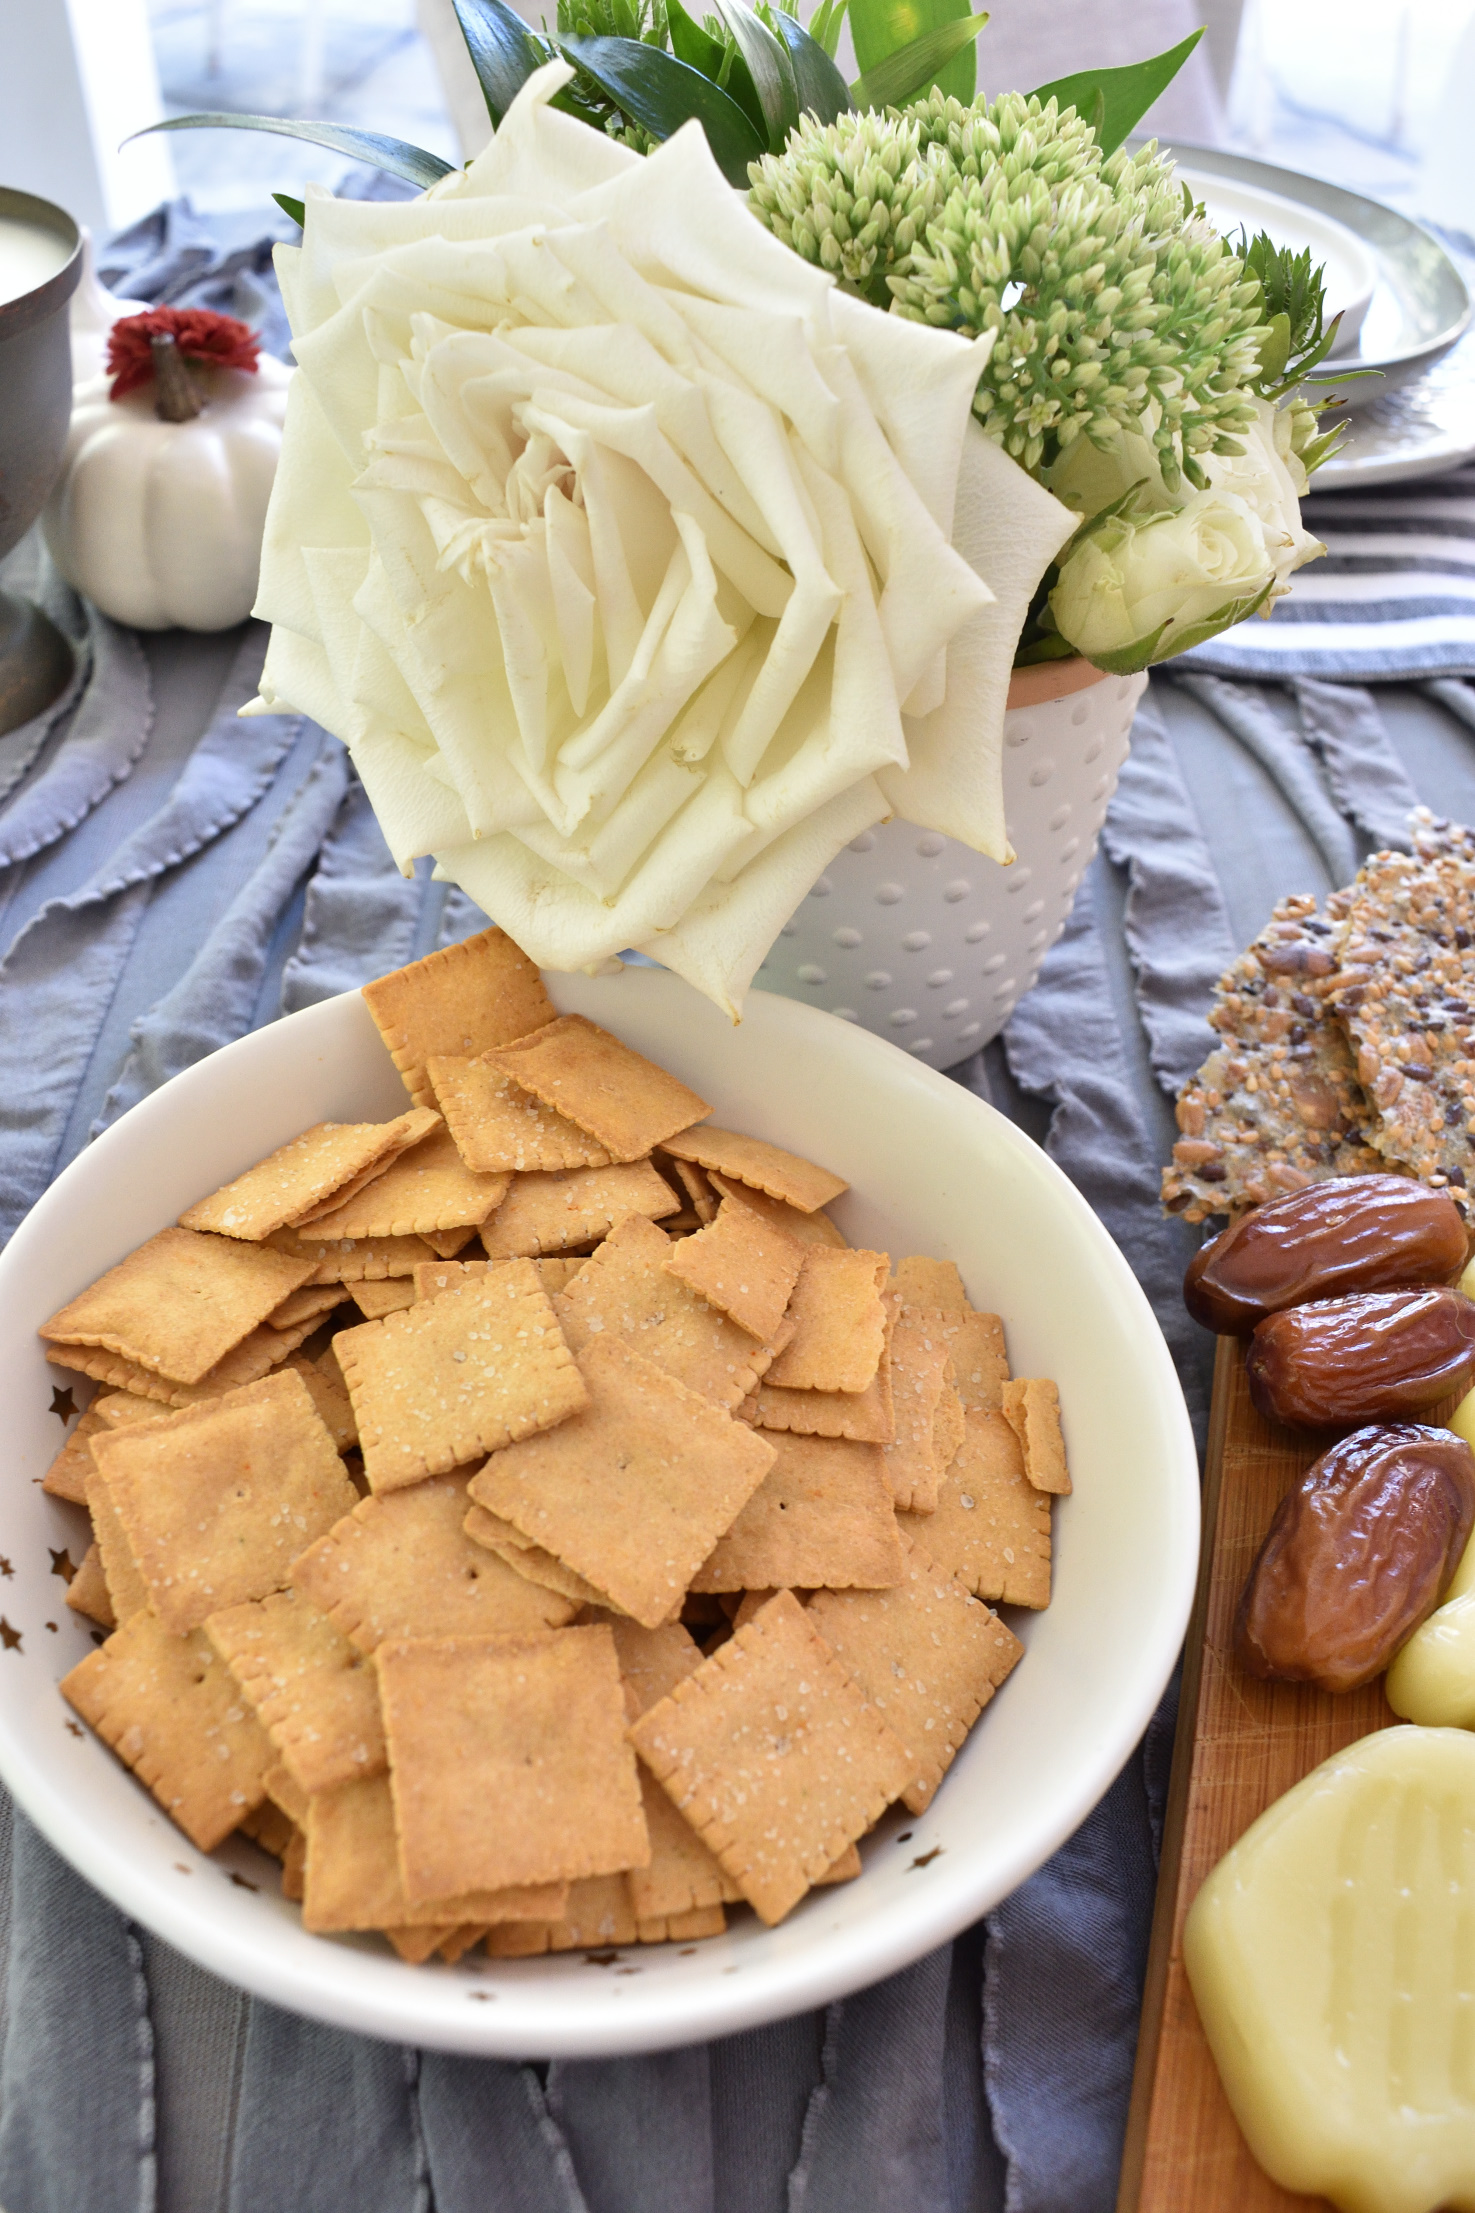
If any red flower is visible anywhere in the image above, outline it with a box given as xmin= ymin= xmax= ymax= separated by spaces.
xmin=106 ymin=307 xmax=261 ymax=401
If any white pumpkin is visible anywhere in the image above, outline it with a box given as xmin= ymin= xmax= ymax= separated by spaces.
xmin=43 ymin=351 xmax=292 ymax=632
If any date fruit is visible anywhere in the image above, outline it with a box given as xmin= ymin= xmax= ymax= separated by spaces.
xmin=1234 ymin=1423 xmax=1475 ymax=1691
xmin=1184 ymin=1174 xmax=1468 ymax=1335
xmin=1246 ymin=1286 xmax=1475 ymax=1428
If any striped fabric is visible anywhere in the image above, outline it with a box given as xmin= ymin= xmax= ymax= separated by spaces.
xmin=1183 ymin=462 xmax=1475 ymax=681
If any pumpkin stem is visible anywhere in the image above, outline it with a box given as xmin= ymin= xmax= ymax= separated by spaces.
xmin=150 ymin=333 xmax=204 ymax=423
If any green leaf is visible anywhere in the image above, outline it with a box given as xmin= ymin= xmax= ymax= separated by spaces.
xmin=130 ymin=114 xmax=454 ymax=189
xmin=771 ymin=7 xmax=852 ymax=122
xmin=666 ymin=0 xmax=729 ymax=74
xmin=850 ymin=0 xmax=977 ymax=105
xmin=1029 ymin=29 xmax=1203 ymax=155
xmin=272 ymin=192 xmax=306 ymax=228
xmin=849 ymin=11 xmax=987 ymax=109
xmin=806 ymin=0 xmax=848 ymax=59
xmin=710 ymin=0 xmax=799 ymax=150
xmin=451 ymin=0 xmax=550 ymax=123
xmin=555 ymin=33 xmax=765 ymax=178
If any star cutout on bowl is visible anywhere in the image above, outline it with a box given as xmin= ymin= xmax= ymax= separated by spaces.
xmin=49 ymin=1548 xmax=76 ymax=1585
xmin=49 ymin=1387 xmax=76 ymax=1424
xmin=0 ymin=1620 xmax=23 ymax=1652
xmin=0 ymin=1559 xmax=15 ymax=1580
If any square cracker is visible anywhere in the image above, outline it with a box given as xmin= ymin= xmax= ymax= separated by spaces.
xmin=349 ymin=1278 xmax=416 ymax=1321
xmin=65 ymin=1542 xmax=115 ymax=1630
xmin=426 ymin=1055 xmax=611 ymax=1175
xmin=361 ymin=927 xmax=555 ymax=1109
xmin=85 ymin=1463 xmax=151 ymax=1624
xmin=181 ymin=1112 xmax=438 ymax=1241
xmin=299 ymin=1122 xmax=509 ymax=1241
xmin=266 ymin=1227 xmax=435 ymax=1283
xmin=291 ymin=1471 xmax=573 ymax=1653
xmin=882 ymin=1304 xmax=956 ymax=1514
xmin=421 ymin=1225 xmax=478 ymax=1260
xmin=376 ymin=1625 xmax=649 ymax=1903
xmin=808 ymin=1534 xmax=1023 ymax=1813
xmin=707 ymin=1175 xmax=846 ymax=1248
xmin=479 ymin=1160 xmax=678 ymax=1260
xmin=765 ymin=1249 xmax=888 ymax=1394
xmin=294 ymin=1351 xmax=357 ymax=1452
xmin=302 ymin=1772 xmax=567 ymax=1932
xmin=204 ymin=1589 xmax=387 ymax=1795
xmin=484 ymin=1874 xmax=641 ymax=1956
xmin=333 ymin=1260 xmax=587 ymax=1493
xmin=61 ymin=1610 xmax=273 ymax=1850
xmin=898 ymin=1410 xmax=1052 ymax=1608
xmin=467 ymin=1338 xmax=775 ymax=1630
xmin=661 ymin=1195 xmax=803 ymax=1343
xmin=660 ymin=1127 xmax=847 ymax=1214
xmin=1001 ymin=1378 xmax=1071 ymax=1496
xmin=44 ymin=1405 xmax=110 ymax=1504
xmin=485 ymin=1016 xmax=709 ymax=1163
xmin=744 ymin=1298 xmax=897 ymax=1444
xmin=554 ymin=1215 xmax=782 ymax=1411
xmin=41 ymin=1227 xmax=315 ymax=1384
xmin=266 ymin=1282 xmax=349 ymax=1333
xmin=660 ymin=1155 xmax=718 ymax=1224
xmin=463 ymin=1503 xmax=620 ymax=1612
xmin=933 ymin=1380 xmax=966 ymax=1477
xmin=93 ymin=1369 xmax=357 ymax=1633
xmin=690 ymin=1432 xmax=904 ymax=1594
xmin=892 ymin=1257 xmax=968 ymax=1312
xmin=628 ymin=1590 xmax=912 ymax=1925
xmin=926 ymin=1307 xmax=1009 ymax=1414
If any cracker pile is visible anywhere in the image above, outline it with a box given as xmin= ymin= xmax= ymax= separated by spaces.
xmin=42 ymin=928 xmax=1067 ymax=1960
xmin=1164 ymin=828 xmax=1475 ymax=1223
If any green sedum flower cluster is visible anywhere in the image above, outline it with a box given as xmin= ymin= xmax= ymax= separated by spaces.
xmin=749 ymin=90 xmax=1267 ymax=492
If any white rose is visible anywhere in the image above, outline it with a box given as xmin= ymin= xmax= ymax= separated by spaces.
xmin=1049 ymin=489 xmax=1276 ymax=664
xmin=1204 ymin=396 xmax=1323 ymax=595
xmin=247 ymin=61 xmax=1077 ymax=1014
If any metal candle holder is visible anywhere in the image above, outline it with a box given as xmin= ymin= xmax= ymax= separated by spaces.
xmin=0 ymin=188 xmax=82 ymax=738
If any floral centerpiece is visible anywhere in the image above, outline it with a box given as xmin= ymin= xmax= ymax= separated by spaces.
xmin=156 ymin=1 xmax=1344 ymax=1015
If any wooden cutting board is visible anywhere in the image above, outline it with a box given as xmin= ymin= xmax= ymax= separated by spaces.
xmin=1115 ymin=1336 xmax=1416 ymax=2213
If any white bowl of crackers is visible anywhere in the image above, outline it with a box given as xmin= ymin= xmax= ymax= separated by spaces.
xmin=0 ymin=934 xmax=1198 ymax=2055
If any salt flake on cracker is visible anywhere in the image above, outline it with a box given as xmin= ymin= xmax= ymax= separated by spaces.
xmin=361 ymin=927 xmax=555 ymax=1110
xmin=333 ymin=1259 xmax=587 ymax=1493
xmin=485 ymin=1015 xmax=709 ymax=1162
xmin=628 ymin=1590 xmax=912 ymax=1925
xmin=376 ymin=1624 xmax=649 ymax=1903
xmin=467 ymin=1337 xmax=775 ymax=1630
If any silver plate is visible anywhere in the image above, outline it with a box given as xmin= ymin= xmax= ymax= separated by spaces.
xmin=1137 ymin=142 xmax=1475 ymax=487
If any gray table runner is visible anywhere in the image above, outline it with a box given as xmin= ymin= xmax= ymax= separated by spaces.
xmin=2 ymin=205 xmax=1475 ymax=2213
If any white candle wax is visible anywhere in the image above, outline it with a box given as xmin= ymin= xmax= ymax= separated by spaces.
xmin=0 ymin=216 xmax=71 ymax=309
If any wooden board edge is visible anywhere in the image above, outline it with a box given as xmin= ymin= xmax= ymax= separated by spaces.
xmin=1114 ymin=1333 xmax=1235 ymax=2213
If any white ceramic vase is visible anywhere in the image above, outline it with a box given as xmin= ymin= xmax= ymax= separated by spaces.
xmin=754 ymin=661 xmax=1149 ymax=1070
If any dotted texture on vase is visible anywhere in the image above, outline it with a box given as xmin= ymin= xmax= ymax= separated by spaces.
xmin=756 ymin=674 xmax=1146 ymax=1070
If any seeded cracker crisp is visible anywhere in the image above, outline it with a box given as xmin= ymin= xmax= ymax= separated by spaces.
xmin=361 ymin=927 xmax=555 ymax=1110
xmin=467 ymin=1338 xmax=776 ymax=1628
xmin=764 ymin=1248 xmax=889 ymax=1394
xmin=661 ymin=1194 xmax=804 ymax=1343
xmin=426 ymin=1054 xmax=612 ymax=1175
xmin=479 ymin=1159 xmax=680 ymax=1259
xmin=94 ymin=1370 xmax=357 ymax=1634
xmin=376 ymin=1625 xmax=649 ymax=1903
xmin=899 ymin=1409 xmax=1052 ymax=1608
xmin=486 ymin=1015 xmax=710 ymax=1162
xmin=690 ymin=1432 xmax=903 ymax=1593
xmin=658 ymin=1128 xmax=848 ymax=1213
xmin=1162 ymin=895 xmax=1382 ymax=1223
xmin=554 ymin=1215 xmax=786 ymax=1410
xmin=181 ymin=1111 xmax=439 ymax=1240
xmin=61 ymin=1611 xmax=273 ymax=1850
xmin=1001 ymin=1378 xmax=1071 ymax=1495
xmin=807 ymin=1536 xmax=1023 ymax=1813
xmin=333 ymin=1260 xmax=587 ymax=1492
xmin=462 ymin=1504 xmax=617 ymax=1610
xmin=204 ymin=1590 xmax=388 ymax=1795
xmin=1323 ymin=848 xmax=1475 ymax=1193
xmin=291 ymin=1472 xmax=573 ymax=1652
xmin=629 ymin=1590 xmax=913 ymax=1925
xmin=302 ymin=1772 xmax=567 ymax=1932
xmin=299 ymin=1121 xmax=510 ymax=1240
xmin=707 ymin=1173 xmax=847 ymax=1247
xmin=40 ymin=1227 xmax=315 ymax=1384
